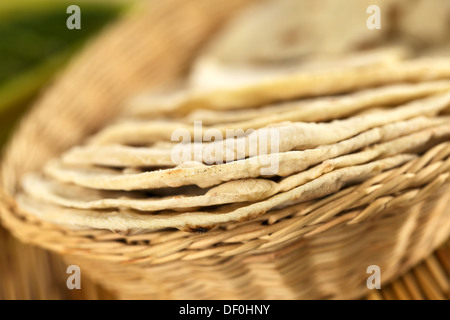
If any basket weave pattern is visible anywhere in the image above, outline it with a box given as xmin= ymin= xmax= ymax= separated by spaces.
xmin=0 ymin=0 xmax=449 ymax=299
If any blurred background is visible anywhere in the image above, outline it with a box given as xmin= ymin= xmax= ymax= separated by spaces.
xmin=0 ymin=0 xmax=449 ymax=300
xmin=0 ymin=0 xmax=128 ymax=146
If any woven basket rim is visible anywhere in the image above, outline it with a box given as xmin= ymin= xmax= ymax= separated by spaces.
xmin=0 ymin=0 xmax=449 ymax=267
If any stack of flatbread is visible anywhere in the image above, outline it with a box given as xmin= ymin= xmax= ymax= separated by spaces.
xmin=17 ymin=0 xmax=450 ymax=234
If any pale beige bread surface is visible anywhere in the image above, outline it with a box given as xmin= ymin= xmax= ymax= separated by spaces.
xmin=18 ymin=154 xmax=415 ymax=233
xmin=22 ymin=122 xmax=450 ymax=213
xmin=91 ymin=91 xmax=450 ymax=150
xmin=62 ymin=115 xmax=449 ymax=167
xmin=194 ymin=0 xmax=449 ymax=67
xmin=45 ymin=116 xmax=450 ymax=191
xmin=63 ymin=145 xmax=177 ymax=168
xmin=184 ymin=80 xmax=450 ymax=125
xmin=126 ymin=58 xmax=450 ymax=117
xmin=22 ymin=175 xmax=276 ymax=212
xmin=188 ymin=47 xmax=410 ymax=90
xmin=398 ymin=0 xmax=450 ymax=46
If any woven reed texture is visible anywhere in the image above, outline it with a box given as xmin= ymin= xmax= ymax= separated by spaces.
xmin=366 ymin=241 xmax=450 ymax=300
xmin=1 ymin=223 xmax=449 ymax=299
xmin=1 ymin=143 xmax=449 ymax=299
xmin=0 ymin=225 xmax=113 ymax=300
xmin=0 ymin=0 xmax=449 ymax=300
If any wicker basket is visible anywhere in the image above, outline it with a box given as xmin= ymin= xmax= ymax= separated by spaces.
xmin=1 ymin=0 xmax=449 ymax=300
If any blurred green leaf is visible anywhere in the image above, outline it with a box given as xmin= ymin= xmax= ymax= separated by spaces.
xmin=0 ymin=0 xmax=128 ymax=148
